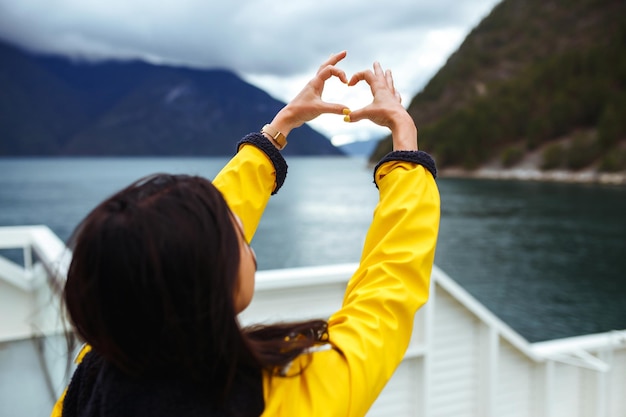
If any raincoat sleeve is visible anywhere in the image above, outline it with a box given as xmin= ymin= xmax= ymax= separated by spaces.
xmin=212 ymin=141 xmax=284 ymax=243
xmin=261 ymin=156 xmax=440 ymax=417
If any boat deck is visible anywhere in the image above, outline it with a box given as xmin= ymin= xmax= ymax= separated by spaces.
xmin=2 ymin=225 xmax=625 ymax=417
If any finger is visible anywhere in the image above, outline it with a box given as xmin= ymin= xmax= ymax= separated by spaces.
xmin=318 ymin=102 xmax=350 ymax=116
xmin=373 ymin=61 xmax=384 ymax=77
xmin=318 ymin=51 xmax=347 ymax=72
xmin=317 ymin=65 xmax=348 ymax=84
xmin=344 ymin=106 xmax=369 ymax=123
xmin=347 ymin=69 xmax=374 ymax=87
xmin=385 ymin=69 xmax=395 ymax=92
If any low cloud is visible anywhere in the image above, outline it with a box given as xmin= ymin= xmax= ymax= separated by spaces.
xmin=0 ymin=0 xmax=501 ymax=142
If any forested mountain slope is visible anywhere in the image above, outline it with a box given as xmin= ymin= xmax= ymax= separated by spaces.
xmin=370 ymin=0 xmax=626 ymax=174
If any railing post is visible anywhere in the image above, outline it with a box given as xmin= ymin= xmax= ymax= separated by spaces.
xmin=420 ymin=278 xmax=436 ymax=417
xmin=595 ymin=348 xmax=611 ymax=417
xmin=541 ymin=360 xmax=555 ymax=417
xmin=478 ymin=325 xmax=498 ymax=417
xmin=23 ymin=244 xmax=33 ymax=273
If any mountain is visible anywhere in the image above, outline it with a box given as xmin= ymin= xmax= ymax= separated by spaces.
xmin=370 ymin=0 xmax=626 ymax=174
xmin=338 ymin=139 xmax=380 ymax=156
xmin=0 ymin=40 xmax=343 ymax=156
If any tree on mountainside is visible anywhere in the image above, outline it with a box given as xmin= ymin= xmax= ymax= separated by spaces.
xmin=370 ymin=0 xmax=626 ymax=172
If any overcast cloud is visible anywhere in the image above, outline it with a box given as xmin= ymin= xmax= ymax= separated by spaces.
xmin=0 ymin=0 xmax=501 ymax=144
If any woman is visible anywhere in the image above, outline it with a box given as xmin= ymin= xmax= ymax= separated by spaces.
xmin=51 ymin=51 xmax=440 ymax=417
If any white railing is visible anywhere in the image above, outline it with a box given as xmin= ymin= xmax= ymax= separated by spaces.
xmin=244 ymin=263 xmax=626 ymax=417
xmin=0 ymin=225 xmax=69 ymax=342
xmin=1 ymin=226 xmax=625 ymax=417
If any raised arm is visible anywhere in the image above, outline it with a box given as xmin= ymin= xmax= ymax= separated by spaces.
xmin=327 ymin=157 xmax=439 ymax=416
xmin=261 ymin=62 xmax=440 ymax=417
xmin=212 ymin=51 xmax=349 ymax=243
xmin=330 ymin=62 xmax=440 ymax=416
xmin=212 ymin=143 xmax=284 ymax=243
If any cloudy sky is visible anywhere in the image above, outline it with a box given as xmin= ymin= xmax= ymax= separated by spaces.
xmin=0 ymin=0 xmax=501 ymax=145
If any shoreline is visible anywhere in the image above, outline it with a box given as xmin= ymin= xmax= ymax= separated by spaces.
xmin=438 ymin=167 xmax=626 ymax=186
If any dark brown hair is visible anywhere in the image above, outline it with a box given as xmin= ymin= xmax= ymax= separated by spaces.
xmin=64 ymin=174 xmax=327 ymax=409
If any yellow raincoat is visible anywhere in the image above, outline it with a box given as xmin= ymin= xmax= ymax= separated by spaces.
xmin=51 ymin=142 xmax=440 ymax=417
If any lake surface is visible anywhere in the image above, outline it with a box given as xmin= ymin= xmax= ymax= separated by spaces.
xmin=1 ymin=156 xmax=625 ymax=342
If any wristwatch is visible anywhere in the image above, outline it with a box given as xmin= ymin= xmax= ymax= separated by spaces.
xmin=261 ymin=124 xmax=287 ymax=150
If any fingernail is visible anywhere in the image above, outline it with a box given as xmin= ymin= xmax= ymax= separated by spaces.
xmin=344 ymin=115 xmax=351 ymax=122
xmin=342 ymin=109 xmax=351 ymax=115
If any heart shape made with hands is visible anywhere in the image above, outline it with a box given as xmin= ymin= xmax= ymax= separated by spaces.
xmin=320 ymin=63 xmax=403 ymax=118
xmin=320 ymin=76 xmax=381 ymax=124
xmin=312 ymin=51 xmax=404 ymax=123
xmin=311 ymin=77 xmax=395 ymax=145
xmin=316 ymin=73 xmax=404 ymax=137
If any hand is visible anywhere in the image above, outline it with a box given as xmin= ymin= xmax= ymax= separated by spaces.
xmin=346 ymin=62 xmax=418 ymax=151
xmin=269 ymin=51 xmax=349 ymax=138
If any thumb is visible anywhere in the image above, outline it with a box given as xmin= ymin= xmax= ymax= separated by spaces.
xmin=344 ymin=106 xmax=370 ymax=123
xmin=319 ymin=102 xmax=350 ymax=116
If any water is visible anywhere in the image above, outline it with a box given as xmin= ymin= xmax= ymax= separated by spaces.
xmin=435 ymin=178 xmax=626 ymax=341
xmin=1 ymin=157 xmax=625 ymax=342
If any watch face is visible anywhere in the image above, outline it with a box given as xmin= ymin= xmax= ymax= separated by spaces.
xmin=262 ymin=125 xmax=286 ymax=149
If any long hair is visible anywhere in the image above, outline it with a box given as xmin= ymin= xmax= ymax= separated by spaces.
xmin=63 ymin=173 xmax=326 ymax=410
